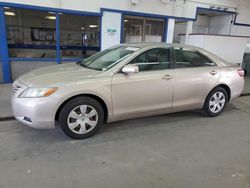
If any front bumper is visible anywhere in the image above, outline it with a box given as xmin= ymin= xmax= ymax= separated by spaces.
xmin=11 ymin=81 xmax=60 ymax=129
xmin=11 ymin=96 xmax=60 ymax=129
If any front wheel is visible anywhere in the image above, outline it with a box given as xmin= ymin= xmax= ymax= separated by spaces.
xmin=203 ymin=87 xmax=228 ymax=117
xmin=59 ymin=97 xmax=104 ymax=139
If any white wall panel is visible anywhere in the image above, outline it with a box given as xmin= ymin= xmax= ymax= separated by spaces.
xmin=174 ymin=22 xmax=187 ymax=43
xmin=236 ymin=6 xmax=250 ymax=25
xmin=181 ymin=34 xmax=248 ymax=64
xmin=166 ymin=19 xmax=175 ymax=43
xmin=209 ymin=15 xmax=231 ymax=35
xmin=101 ymin=11 xmax=121 ymax=50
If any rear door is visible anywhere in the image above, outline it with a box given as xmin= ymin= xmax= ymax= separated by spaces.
xmin=172 ymin=47 xmax=220 ymax=110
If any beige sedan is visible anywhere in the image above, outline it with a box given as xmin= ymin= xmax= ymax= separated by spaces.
xmin=11 ymin=43 xmax=245 ymax=139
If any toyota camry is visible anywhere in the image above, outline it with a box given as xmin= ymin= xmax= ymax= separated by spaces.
xmin=11 ymin=43 xmax=245 ymax=139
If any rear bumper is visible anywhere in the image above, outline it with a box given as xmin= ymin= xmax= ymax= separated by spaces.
xmin=229 ymin=77 xmax=244 ymax=101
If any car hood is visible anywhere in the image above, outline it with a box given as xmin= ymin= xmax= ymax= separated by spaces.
xmin=18 ymin=63 xmax=101 ymax=87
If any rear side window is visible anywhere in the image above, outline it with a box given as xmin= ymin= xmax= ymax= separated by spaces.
xmin=130 ymin=48 xmax=171 ymax=71
xmin=174 ymin=48 xmax=215 ymax=68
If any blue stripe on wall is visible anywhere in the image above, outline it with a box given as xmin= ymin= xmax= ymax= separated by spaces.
xmin=56 ymin=13 xmax=61 ymax=64
xmin=163 ymin=18 xmax=168 ymax=42
xmin=0 ymin=6 xmax=11 ymax=83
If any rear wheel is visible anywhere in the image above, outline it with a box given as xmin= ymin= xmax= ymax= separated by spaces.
xmin=203 ymin=87 xmax=228 ymax=117
xmin=59 ymin=97 xmax=104 ymax=139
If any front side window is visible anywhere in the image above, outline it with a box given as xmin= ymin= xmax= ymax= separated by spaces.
xmin=175 ymin=48 xmax=215 ymax=68
xmin=81 ymin=46 xmax=140 ymax=71
xmin=130 ymin=48 xmax=171 ymax=71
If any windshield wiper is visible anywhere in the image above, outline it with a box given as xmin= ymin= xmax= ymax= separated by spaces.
xmin=76 ymin=61 xmax=87 ymax=68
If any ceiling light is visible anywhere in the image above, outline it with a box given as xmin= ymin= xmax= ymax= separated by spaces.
xmin=81 ymin=27 xmax=85 ymax=30
xmin=4 ymin=7 xmax=11 ymax=9
xmin=4 ymin=11 xmax=15 ymax=16
xmin=48 ymin=11 xmax=56 ymax=14
xmin=45 ymin=16 xmax=56 ymax=20
xmin=89 ymin=25 xmax=98 ymax=28
xmin=124 ymin=20 xmax=128 ymax=22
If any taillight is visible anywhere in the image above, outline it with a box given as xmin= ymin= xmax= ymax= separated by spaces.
xmin=238 ymin=69 xmax=245 ymax=77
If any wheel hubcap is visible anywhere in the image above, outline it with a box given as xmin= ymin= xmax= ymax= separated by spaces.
xmin=67 ymin=105 xmax=98 ymax=134
xmin=209 ymin=91 xmax=226 ymax=113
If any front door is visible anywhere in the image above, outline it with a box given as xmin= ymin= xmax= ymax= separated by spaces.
xmin=111 ymin=47 xmax=174 ymax=119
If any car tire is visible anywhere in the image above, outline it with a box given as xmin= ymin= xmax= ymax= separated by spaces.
xmin=203 ymin=86 xmax=228 ymax=117
xmin=59 ymin=96 xmax=104 ymax=139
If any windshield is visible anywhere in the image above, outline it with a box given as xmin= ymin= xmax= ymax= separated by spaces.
xmin=80 ymin=46 xmax=140 ymax=71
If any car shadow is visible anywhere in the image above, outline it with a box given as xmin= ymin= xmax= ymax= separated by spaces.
xmin=10 ymin=104 xmax=239 ymax=150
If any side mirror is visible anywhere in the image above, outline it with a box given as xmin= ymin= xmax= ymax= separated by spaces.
xmin=122 ymin=64 xmax=139 ymax=74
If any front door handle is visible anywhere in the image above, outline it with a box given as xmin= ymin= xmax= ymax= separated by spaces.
xmin=209 ymin=70 xmax=218 ymax=76
xmin=162 ymin=74 xmax=173 ymax=80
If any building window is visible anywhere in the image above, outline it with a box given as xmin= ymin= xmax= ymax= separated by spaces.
xmin=4 ymin=8 xmax=100 ymax=60
xmin=5 ymin=8 xmax=56 ymax=58
xmin=124 ymin=16 xmax=165 ymax=43
xmin=60 ymin=14 xmax=100 ymax=59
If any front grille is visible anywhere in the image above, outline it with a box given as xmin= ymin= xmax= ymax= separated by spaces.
xmin=12 ymin=85 xmax=22 ymax=94
xmin=12 ymin=80 xmax=27 ymax=96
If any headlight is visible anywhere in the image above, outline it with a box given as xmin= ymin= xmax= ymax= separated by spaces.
xmin=19 ymin=87 xmax=58 ymax=98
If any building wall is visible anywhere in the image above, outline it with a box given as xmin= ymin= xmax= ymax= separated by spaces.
xmin=1 ymin=0 xmax=250 ymax=24
xmin=201 ymin=15 xmax=250 ymax=36
xmin=193 ymin=15 xmax=209 ymax=33
xmin=174 ymin=15 xmax=209 ymax=43
xmin=180 ymin=34 xmax=248 ymax=64
xmin=1 ymin=0 xmax=250 ymax=82
xmin=208 ymin=15 xmax=232 ymax=35
xmin=1 ymin=0 xmax=250 ymax=42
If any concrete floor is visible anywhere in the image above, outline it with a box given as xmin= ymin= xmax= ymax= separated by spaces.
xmin=0 ymin=96 xmax=249 ymax=188
xmin=0 ymin=78 xmax=250 ymax=188
xmin=0 ymin=83 xmax=12 ymax=117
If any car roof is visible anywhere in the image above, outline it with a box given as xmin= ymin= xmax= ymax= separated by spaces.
xmin=121 ymin=42 xmax=200 ymax=49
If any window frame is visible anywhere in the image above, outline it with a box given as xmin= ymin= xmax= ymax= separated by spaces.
xmin=59 ymin=13 xmax=100 ymax=60
xmin=173 ymin=47 xmax=217 ymax=69
xmin=123 ymin=15 xmax=166 ymax=43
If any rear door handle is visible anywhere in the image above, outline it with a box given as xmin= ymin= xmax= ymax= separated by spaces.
xmin=209 ymin=70 xmax=218 ymax=76
xmin=162 ymin=74 xmax=173 ymax=80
